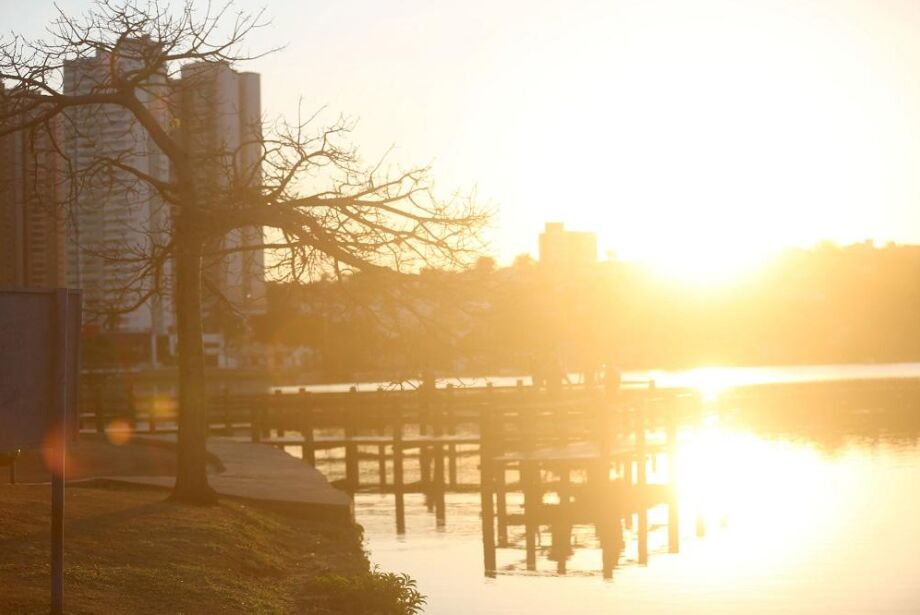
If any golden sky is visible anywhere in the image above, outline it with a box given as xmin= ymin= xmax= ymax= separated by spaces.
xmin=13 ymin=0 xmax=920 ymax=281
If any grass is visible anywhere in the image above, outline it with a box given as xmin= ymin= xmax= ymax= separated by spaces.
xmin=0 ymin=482 xmax=423 ymax=614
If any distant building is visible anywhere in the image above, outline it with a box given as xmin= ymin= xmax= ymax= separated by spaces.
xmin=0 ymin=86 xmax=67 ymax=288
xmin=62 ymin=38 xmax=174 ymax=357
xmin=538 ymin=222 xmax=597 ymax=271
xmin=58 ymin=42 xmax=267 ymax=367
xmin=176 ymin=61 xmax=266 ymax=324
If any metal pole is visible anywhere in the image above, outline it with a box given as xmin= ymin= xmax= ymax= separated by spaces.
xmin=51 ymin=288 xmax=68 ymax=615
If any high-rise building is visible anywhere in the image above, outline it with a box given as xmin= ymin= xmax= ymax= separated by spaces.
xmin=538 ymin=222 xmax=597 ymax=271
xmin=51 ymin=41 xmax=265 ymax=367
xmin=0 ymin=85 xmax=67 ymax=288
xmin=177 ymin=61 xmax=266 ymax=326
xmin=62 ymin=38 xmax=174 ymax=362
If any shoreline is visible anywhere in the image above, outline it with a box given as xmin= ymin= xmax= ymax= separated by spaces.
xmin=0 ymin=482 xmax=421 ymax=614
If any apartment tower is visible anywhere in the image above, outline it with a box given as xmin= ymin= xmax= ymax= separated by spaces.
xmin=0 ymin=85 xmax=67 ymax=288
xmin=177 ymin=61 xmax=266 ymax=326
xmin=62 ymin=38 xmax=173 ymax=362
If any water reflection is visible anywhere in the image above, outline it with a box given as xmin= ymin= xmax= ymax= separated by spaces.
xmin=489 ymin=495 xmax=681 ymax=579
xmin=323 ymin=381 xmax=920 ymax=614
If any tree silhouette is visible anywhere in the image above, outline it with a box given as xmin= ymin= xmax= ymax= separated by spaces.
xmin=0 ymin=0 xmax=487 ymax=503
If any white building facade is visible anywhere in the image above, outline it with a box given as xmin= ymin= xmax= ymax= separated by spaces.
xmin=62 ymin=43 xmax=266 ymax=367
xmin=178 ymin=61 xmax=266 ymax=322
xmin=63 ymin=40 xmax=174 ymax=347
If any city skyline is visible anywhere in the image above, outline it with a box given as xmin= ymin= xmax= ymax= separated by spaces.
xmin=3 ymin=4 xmax=920 ymax=614
xmin=10 ymin=0 xmax=920 ymax=280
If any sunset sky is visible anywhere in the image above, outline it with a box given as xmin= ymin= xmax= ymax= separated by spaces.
xmin=11 ymin=0 xmax=920 ymax=280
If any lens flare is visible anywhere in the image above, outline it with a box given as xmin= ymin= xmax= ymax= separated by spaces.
xmin=105 ymin=419 xmax=133 ymax=446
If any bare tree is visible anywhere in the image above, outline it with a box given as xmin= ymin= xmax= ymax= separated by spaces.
xmin=0 ymin=0 xmax=487 ymax=503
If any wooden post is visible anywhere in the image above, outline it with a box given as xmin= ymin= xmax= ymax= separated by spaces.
xmin=588 ymin=391 xmax=617 ymax=576
xmin=519 ymin=387 xmax=538 ymax=572
xmin=345 ymin=387 xmax=359 ymax=494
xmin=633 ymin=397 xmax=648 ymax=531
xmin=492 ymin=386 xmax=508 ymax=546
xmin=222 ymin=387 xmax=232 ymax=435
xmin=393 ymin=396 xmax=406 ymax=534
xmin=597 ymin=390 xmax=611 ymax=475
xmin=523 ymin=459 xmax=538 ymax=571
xmin=250 ymin=398 xmax=261 ymax=443
xmin=148 ymin=387 xmax=157 ymax=434
xmin=377 ymin=387 xmax=387 ymax=487
xmin=127 ymin=381 xmax=138 ymax=431
xmin=599 ymin=517 xmax=615 ymax=580
xmin=638 ymin=507 xmax=649 ymax=565
xmin=299 ymin=388 xmax=315 ymax=465
xmin=419 ymin=382 xmax=432 ymax=510
xmin=433 ymin=388 xmax=446 ymax=526
xmin=94 ymin=380 xmax=104 ymax=434
xmin=666 ymin=396 xmax=679 ymax=554
xmin=553 ymin=467 xmax=571 ymax=574
xmin=446 ymin=384 xmax=457 ymax=488
xmin=262 ymin=393 xmax=274 ymax=439
xmin=479 ymin=391 xmax=497 ymax=576
xmin=273 ymin=389 xmax=284 ymax=439
xmin=495 ymin=463 xmax=508 ymax=547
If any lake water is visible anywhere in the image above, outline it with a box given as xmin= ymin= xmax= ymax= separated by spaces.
xmin=282 ymin=361 xmax=920 ymax=395
xmin=311 ymin=364 xmax=920 ymax=614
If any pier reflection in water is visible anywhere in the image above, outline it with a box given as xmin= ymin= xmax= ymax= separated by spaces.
xmin=292 ymin=373 xmax=920 ymax=614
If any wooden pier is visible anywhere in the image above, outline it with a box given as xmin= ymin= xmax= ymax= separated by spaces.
xmin=78 ymin=377 xmax=698 ymax=575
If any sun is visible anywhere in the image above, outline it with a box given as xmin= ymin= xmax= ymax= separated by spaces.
xmin=635 ymin=233 xmax=773 ymax=287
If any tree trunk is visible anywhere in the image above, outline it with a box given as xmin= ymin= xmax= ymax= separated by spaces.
xmin=171 ymin=226 xmax=217 ymax=504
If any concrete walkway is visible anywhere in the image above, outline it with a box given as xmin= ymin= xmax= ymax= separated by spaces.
xmin=118 ymin=436 xmax=353 ymax=521
xmin=11 ymin=434 xmax=353 ymax=523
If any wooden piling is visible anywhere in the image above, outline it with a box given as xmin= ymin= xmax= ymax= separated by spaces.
xmin=419 ymin=382 xmax=432 ymax=510
xmin=433 ymin=389 xmax=446 ymax=526
xmin=638 ymin=508 xmax=649 ymax=565
xmin=666 ymin=400 xmax=679 ymax=554
xmin=345 ymin=387 xmax=359 ymax=494
xmin=599 ymin=517 xmax=616 ymax=579
xmin=553 ymin=467 xmax=571 ymax=574
xmin=523 ymin=460 xmax=538 ymax=572
xmin=480 ymin=383 xmax=497 ymax=575
xmin=272 ymin=390 xmax=285 ymax=439
xmin=222 ymin=387 xmax=232 ymax=435
xmin=393 ymin=397 xmax=406 ymax=534
xmin=446 ymin=384 xmax=457 ymax=488
xmin=94 ymin=381 xmax=105 ymax=434
xmin=148 ymin=389 xmax=157 ymax=434
xmin=250 ymin=403 xmax=261 ymax=443
xmin=127 ymin=381 xmax=137 ymax=431
xmin=633 ymin=397 xmax=648 ymax=531
xmin=299 ymin=388 xmax=315 ymax=465
xmin=495 ymin=463 xmax=509 ymax=548
xmin=377 ymin=387 xmax=387 ymax=486
xmin=519 ymin=387 xmax=539 ymax=571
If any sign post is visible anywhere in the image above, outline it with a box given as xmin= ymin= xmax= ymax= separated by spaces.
xmin=0 ymin=288 xmax=80 ymax=615
xmin=51 ymin=289 xmax=68 ymax=615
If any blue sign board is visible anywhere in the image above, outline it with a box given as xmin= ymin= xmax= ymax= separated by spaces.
xmin=0 ymin=288 xmax=81 ymax=451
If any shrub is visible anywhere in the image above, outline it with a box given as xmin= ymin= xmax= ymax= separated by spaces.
xmin=305 ymin=566 xmax=426 ymax=614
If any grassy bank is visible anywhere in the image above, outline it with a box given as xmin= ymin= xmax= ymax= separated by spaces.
xmin=0 ymin=483 xmax=422 ymax=614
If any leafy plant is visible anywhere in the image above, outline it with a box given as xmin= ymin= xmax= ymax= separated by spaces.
xmin=306 ymin=566 xmax=426 ymax=614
